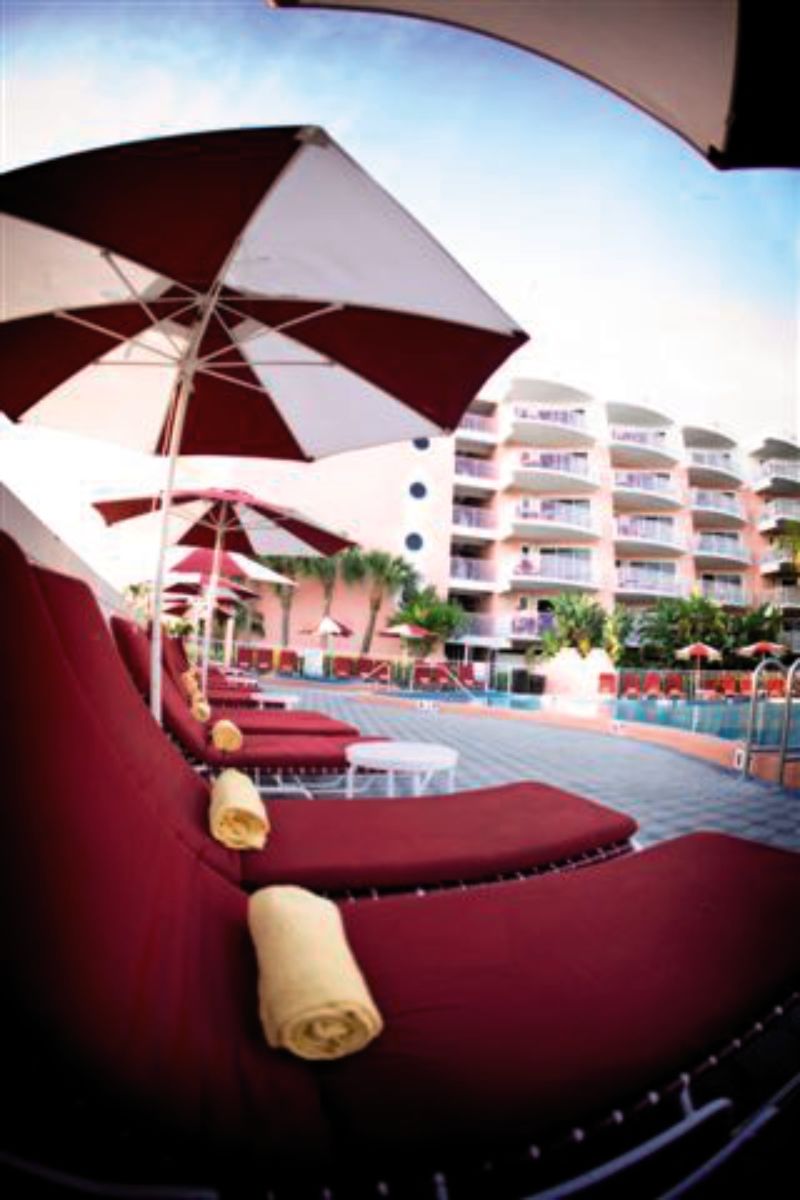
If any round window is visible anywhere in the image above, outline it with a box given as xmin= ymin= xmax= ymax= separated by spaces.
xmin=409 ymin=481 xmax=427 ymax=499
xmin=405 ymin=532 xmax=424 ymax=551
xmin=413 ymin=437 xmax=430 ymax=450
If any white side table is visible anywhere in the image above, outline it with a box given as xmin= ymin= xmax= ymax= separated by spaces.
xmin=345 ymin=740 xmax=458 ymax=798
xmin=254 ymin=692 xmax=301 ymax=710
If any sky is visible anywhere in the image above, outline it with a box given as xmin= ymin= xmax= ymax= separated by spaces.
xmin=1 ymin=0 xmax=798 ymax=449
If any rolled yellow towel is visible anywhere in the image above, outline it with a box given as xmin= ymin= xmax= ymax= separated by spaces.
xmin=248 ymin=886 xmax=384 ymax=1060
xmin=181 ymin=668 xmax=200 ymax=699
xmin=211 ymin=718 xmax=244 ymax=752
xmin=191 ymin=695 xmax=211 ymax=722
xmin=209 ymin=768 xmax=270 ymax=850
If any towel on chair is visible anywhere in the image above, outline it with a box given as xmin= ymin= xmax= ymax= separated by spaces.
xmin=191 ymin=695 xmax=211 ymax=722
xmin=209 ymin=768 xmax=269 ymax=850
xmin=181 ymin=668 xmax=200 ymax=698
xmin=211 ymin=718 xmax=244 ymax=751
xmin=248 ymin=885 xmax=384 ymax=1060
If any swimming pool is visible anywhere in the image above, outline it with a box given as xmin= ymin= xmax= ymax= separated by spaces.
xmin=384 ymin=687 xmax=544 ymax=711
xmin=612 ymin=697 xmax=800 ymax=747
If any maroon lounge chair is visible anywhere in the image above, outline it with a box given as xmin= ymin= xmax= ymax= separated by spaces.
xmin=665 ymin=672 xmax=685 ymax=698
xmin=457 ymin=661 xmax=476 ymax=689
xmin=332 ymin=654 xmax=354 ymax=679
xmin=621 ymin=672 xmax=641 ymax=699
xmin=4 ymin=532 xmax=800 ymax=1195
xmin=598 ymin=671 xmax=617 ymax=696
xmin=34 ymin=554 xmax=638 ymax=893
xmin=235 ymin=645 xmax=256 ymax=672
xmin=643 ymin=672 xmax=662 ymax=699
xmin=163 ymin=634 xmax=262 ymax=707
xmin=114 ymin=617 xmax=369 ymax=785
xmin=277 ymin=648 xmax=299 ymax=675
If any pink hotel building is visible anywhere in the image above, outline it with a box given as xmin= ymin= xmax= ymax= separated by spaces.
xmin=255 ymin=378 xmax=800 ymax=661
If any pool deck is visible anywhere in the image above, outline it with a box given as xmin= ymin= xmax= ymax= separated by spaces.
xmin=270 ymin=679 xmax=800 ymax=851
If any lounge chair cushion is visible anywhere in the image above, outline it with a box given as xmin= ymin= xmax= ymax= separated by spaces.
xmin=322 ymin=832 xmax=800 ymax=1161
xmin=239 ymin=783 xmax=637 ymax=892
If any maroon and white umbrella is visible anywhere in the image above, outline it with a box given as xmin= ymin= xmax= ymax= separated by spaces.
xmin=737 ymin=640 xmax=788 ymax=660
xmin=302 ymin=613 xmax=354 ymax=654
xmin=1 ymin=126 xmax=527 ymax=716
xmin=275 ymin=3 xmax=797 ymax=170
xmin=96 ymin=486 xmax=348 ymax=693
xmin=676 ymin=641 xmax=722 ymax=692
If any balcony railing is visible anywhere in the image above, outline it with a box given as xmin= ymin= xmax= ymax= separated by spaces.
xmin=450 ymin=557 xmax=496 ymax=583
xmin=694 ymin=535 xmax=751 ymax=561
xmin=454 ymin=455 xmax=498 ymax=480
xmin=771 ymin=586 xmax=800 ymax=608
xmin=509 ymin=613 xmax=555 ymax=637
xmin=610 ymin=426 xmax=670 ymax=448
xmin=512 ymin=556 xmax=594 ymax=585
xmin=698 ymin=579 xmax=748 ymax=606
xmin=514 ymin=405 xmax=587 ymax=429
xmin=614 ymin=471 xmax=676 ymax=496
xmin=455 ymin=614 xmax=506 ymax=640
xmin=452 ymin=505 xmax=496 ymax=531
xmin=755 ymin=459 xmax=800 ymax=484
xmin=615 ymin=517 xmax=681 ymax=546
xmin=760 ymin=553 xmax=796 ymax=573
xmin=616 ymin=568 xmax=681 ymax=595
xmin=458 ymin=413 xmax=497 ymax=436
xmin=761 ymin=499 xmax=800 ymax=524
xmin=520 ymin=452 xmax=591 ymax=476
xmin=517 ymin=502 xmax=593 ymax=529
xmin=690 ymin=489 xmax=743 ymax=517
xmin=689 ymin=450 xmax=742 ymax=475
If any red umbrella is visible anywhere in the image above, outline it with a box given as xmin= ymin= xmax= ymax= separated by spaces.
xmin=1 ymin=126 xmax=526 ymax=718
xmin=172 ymin=547 xmax=247 ymax=579
xmin=301 ymin=614 xmax=354 ymax=654
xmin=676 ymin=642 xmax=722 ymax=693
xmin=382 ymin=622 xmax=433 ymax=640
xmin=275 ymin=3 xmax=797 ymax=170
xmin=737 ymin=641 xmax=788 ymax=660
xmin=96 ymin=486 xmax=348 ymax=693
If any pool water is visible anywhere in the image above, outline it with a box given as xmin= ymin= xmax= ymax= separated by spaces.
xmin=384 ymin=688 xmax=543 ymax=711
xmin=612 ymin=697 xmax=800 ymax=747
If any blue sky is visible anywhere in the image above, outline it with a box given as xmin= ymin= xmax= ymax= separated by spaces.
xmin=3 ymin=0 xmax=798 ymax=441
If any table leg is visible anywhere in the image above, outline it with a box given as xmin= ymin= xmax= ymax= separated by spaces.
xmin=386 ymin=769 xmax=396 ymax=798
xmin=345 ymin=765 xmax=356 ymax=799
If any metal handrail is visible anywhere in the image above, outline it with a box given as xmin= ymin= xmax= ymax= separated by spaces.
xmin=777 ymin=659 xmax=800 ymax=785
xmin=740 ymin=657 xmax=788 ymax=777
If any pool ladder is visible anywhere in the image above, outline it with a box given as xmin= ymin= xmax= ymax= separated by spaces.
xmin=740 ymin=658 xmax=800 ymax=785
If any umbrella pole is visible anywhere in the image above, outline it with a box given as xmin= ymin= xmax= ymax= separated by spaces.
xmin=201 ymin=518 xmax=225 ymax=694
xmin=148 ymin=376 xmax=192 ymax=722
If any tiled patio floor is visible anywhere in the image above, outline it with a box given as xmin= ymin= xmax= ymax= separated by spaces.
xmin=287 ymin=685 xmax=800 ymax=850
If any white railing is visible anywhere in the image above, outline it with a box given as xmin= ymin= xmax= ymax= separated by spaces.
xmin=509 ymin=613 xmax=555 ymax=637
xmin=512 ymin=557 xmax=595 ymax=585
xmin=699 ymin=579 xmax=748 ymax=605
xmin=458 ymin=412 xmax=497 ymax=436
xmin=760 ymin=499 xmax=800 ymax=524
xmin=689 ymin=450 xmax=742 ymax=475
xmin=771 ymin=586 xmax=800 ymax=607
xmin=514 ymin=405 xmax=587 ymax=429
xmin=760 ymin=553 xmax=795 ymax=573
xmin=452 ymin=504 xmax=496 ymax=531
xmin=690 ymin=489 xmax=743 ymax=516
xmin=520 ymin=452 xmax=591 ymax=476
xmin=756 ymin=459 xmax=800 ymax=484
xmin=614 ymin=471 xmax=676 ymax=496
xmin=517 ymin=502 xmax=593 ymax=529
xmin=615 ymin=517 xmax=681 ymax=546
xmin=616 ymin=569 xmax=681 ymax=595
xmin=454 ymin=455 xmax=498 ymax=480
xmin=694 ymin=535 xmax=750 ymax=561
xmin=450 ymin=556 xmax=496 ymax=583
xmin=610 ymin=425 xmax=670 ymax=448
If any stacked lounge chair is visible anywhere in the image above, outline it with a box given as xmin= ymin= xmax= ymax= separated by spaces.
xmin=3 ymin=532 xmax=800 ymax=1197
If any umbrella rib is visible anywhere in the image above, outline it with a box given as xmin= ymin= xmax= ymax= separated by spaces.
xmin=207 ymin=299 xmax=345 ymax=360
xmin=99 ymin=251 xmax=187 ymax=357
xmin=55 ymin=309 xmax=183 ymax=366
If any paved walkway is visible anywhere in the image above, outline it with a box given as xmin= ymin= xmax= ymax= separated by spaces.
xmin=287 ymin=684 xmax=800 ymax=850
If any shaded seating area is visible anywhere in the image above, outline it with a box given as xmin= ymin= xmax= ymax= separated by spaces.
xmin=3 ymin=533 xmax=800 ymax=1197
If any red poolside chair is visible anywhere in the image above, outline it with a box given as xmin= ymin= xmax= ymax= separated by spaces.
xmin=277 ymin=648 xmax=299 ymax=675
xmin=598 ymin=672 xmax=617 ymax=696
xmin=621 ymin=672 xmax=641 ymax=699
xmin=457 ymin=662 xmax=476 ymax=689
xmin=32 ymin=544 xmax=638 ymax=893
xmin=665 ymin=673 xmax=685 ymax=698
xmin=413 ymin=662 xmax=437 ymax=690
xmin=739 ymin=673 xmax=753 ymax=696
xmin=332 ymin=655 xmax=354 ymax=679
xmin=721 ymin=674 xmax=738 ymax=698
xmin=163 ymin=634 xmax=261 ymax=707
xmin=766 ymin=676 xmax=786 ymax=698
xmin=4 ymin=525 xmax=800 ymax=1197
xmin=235 ymin=645 xmax=255 ymax=671
xmin=642 ymin=672 xmax=662 ymax=699
xmin=256 ymin=646 xmax=274 ymax=673
xmin=433 ymin=662 xmax=454 ymax=689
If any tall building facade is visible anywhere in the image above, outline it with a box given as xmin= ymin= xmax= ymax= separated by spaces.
xmin=448 ymin=380 xmax=800 ymax=660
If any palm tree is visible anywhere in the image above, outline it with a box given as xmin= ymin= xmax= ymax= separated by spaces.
xmin=297 ymin=555 xmax=340 ymax=617
xmin=538 ymin=593 xmax=607 ymax=659
xmin=360 ymin=551 xmax=419 ymax=654
xmin=776 ymin=519 xmax=800 ymax=572
xmin=259 ymin=555 xmax=301 ymax=648
xmin=390 ymin=584 xmax=466 ymax=659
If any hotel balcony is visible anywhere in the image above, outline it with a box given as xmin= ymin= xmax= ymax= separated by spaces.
xmin=509 ymin=404 xmax=595 ymax=447
xmin=613 ymin=516 xmax=685 ymax=557
xmin=513 ymin=452 xmax=597 ymax=493
xmin=509 ymin=555 xmax=598 ymax=592
xmin=698 ymin=578 xmax=749 ymax=607
xmin=753 ymin=459 xmax=800 ymax=497
xmin=449 ymin=556 xmax=497 ymax=593
xmin=612 ymin=471 xmax=681 ymax=512
xmin=686 ymin=450 xmax=743 ymax=488
xmin=608 ymin=426 xmax=679 ymax=468
xmin=451 ymin=504 xmax=498 ymax=544
xmin=758 ymin=499 xmax=800 ymax=533
xmin=451 ymin=613 xmax=511 ymax=649
xmin=507 ymin=612 xmax=556 ymax=641
xmin=453 ymin=454 xmax=500 ymax=497
xmin=768 ymin=586 xmax=800 ymax=610
xmin=511 ymin=501 xmax=598 ymax=541
xmin=614 ymin=567 xmax=684 ymax=601
xmin=689 ymin=489 xmax=746 ymax=529
xmin=759 ymin=551 xmax=797 ymax=576
xmin=693 ymin=534 xmax=752 ymax=569
xmin=454 ymin=412 xmax=499 ymax=453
